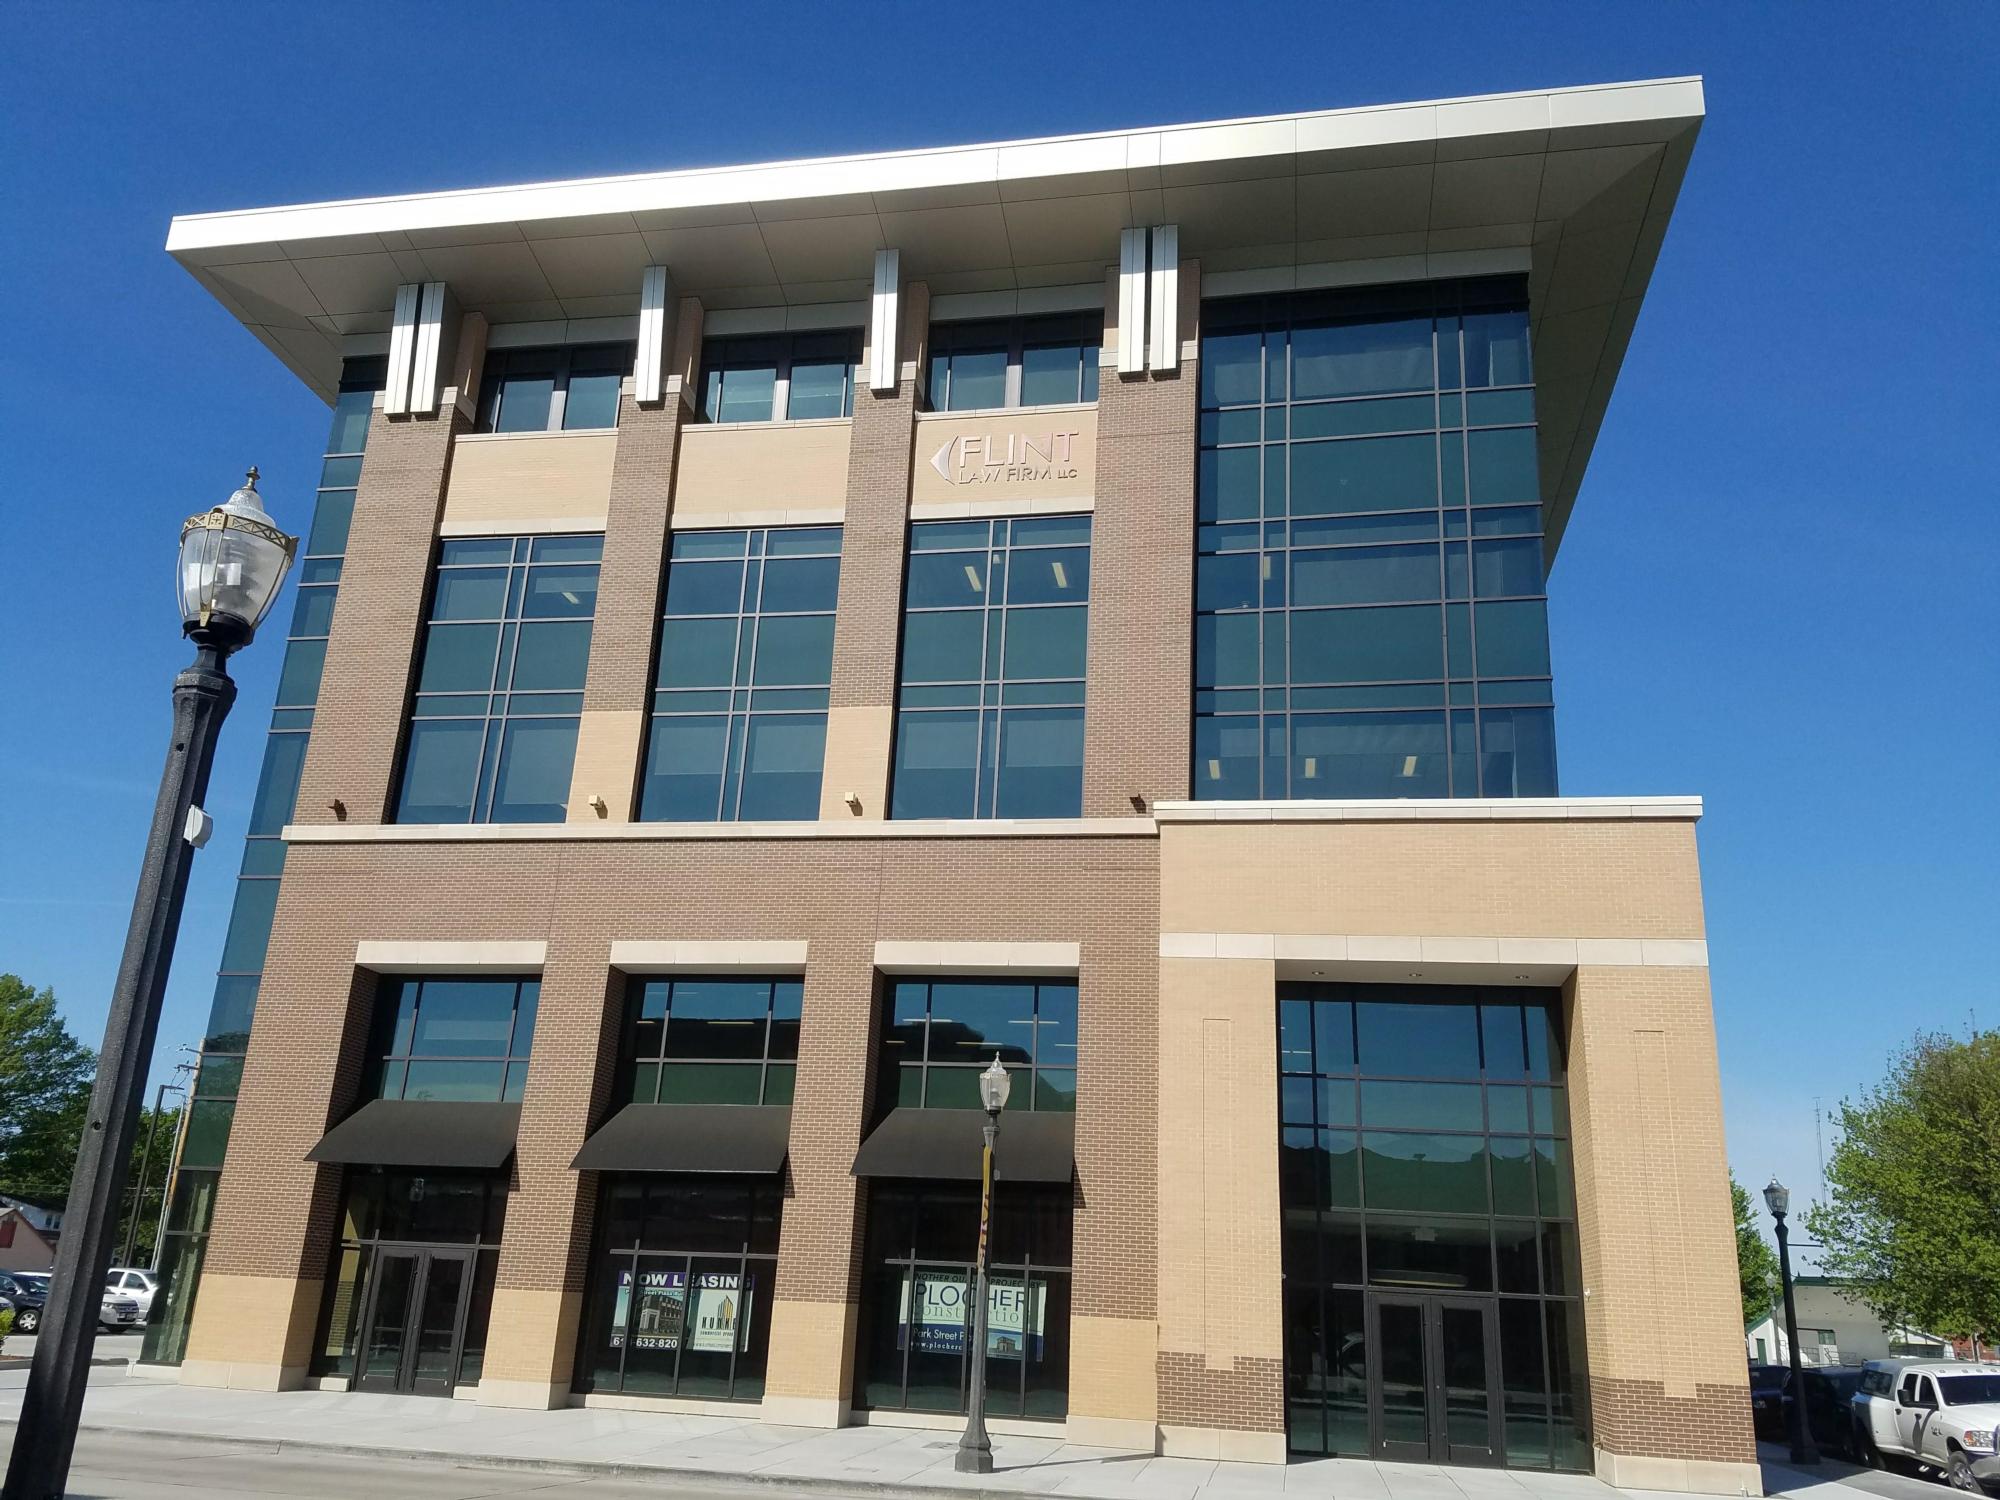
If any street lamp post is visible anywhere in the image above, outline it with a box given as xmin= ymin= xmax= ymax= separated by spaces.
xmin=956 ymin=1054 xmax=1012 ymax=1475
xmin=2 ymin=471 xmax=295 ymax=1500
xmin=1763 ymin=1176 xmax=1820 ymax=1466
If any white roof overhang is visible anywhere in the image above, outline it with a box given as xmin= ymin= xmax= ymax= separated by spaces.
xmin=167 ymin=76 xmax=1702 ymax=554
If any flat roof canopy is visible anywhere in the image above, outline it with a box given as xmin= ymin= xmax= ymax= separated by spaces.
xmin=167 ymin=77 xmax=1701 ymax=551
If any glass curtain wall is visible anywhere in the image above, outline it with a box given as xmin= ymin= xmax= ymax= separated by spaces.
xmin=1277 ymin=983 xmax=1587 ymax=1469
xmin=395 ymin=535 xmax=602 ymax=823
xmin=640 ymin=527 xmax=840 ymax=821
xmin=577 ymin=1177 xmax=782 ymax=1400
xmin=145 ymin=356 xmax=384 ymax=1366
xmin=1194 ymin=278 xmax=1555 ymax=800
xmin=891 ymin=517 xmax=1091 ymax=819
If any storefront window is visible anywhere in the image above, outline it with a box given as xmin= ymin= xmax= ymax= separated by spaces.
xmin=576 ymin=1176 xmax=781 ymax=1401
xmin=857 ymin=1182 xmax=1072 ymax=1418
xmin=367 ymin=976 xmax=539 ymax=1103
xmin=882 ymin=978 xmax=1077 ymax=1111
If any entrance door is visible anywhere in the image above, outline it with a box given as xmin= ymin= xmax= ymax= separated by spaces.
xmin=1367 ymin=1293 xmax=1501 ymax=1465
xmin=355 ymin=1248 xmax=474 ymax=1395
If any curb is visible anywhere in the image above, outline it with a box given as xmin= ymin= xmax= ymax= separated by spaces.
xmin=0 ymin=1419 xmax=1080 ymax=1499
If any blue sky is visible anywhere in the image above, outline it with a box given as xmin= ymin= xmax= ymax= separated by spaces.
xmin=2 ymin=2 xmax=1993 ymax=1255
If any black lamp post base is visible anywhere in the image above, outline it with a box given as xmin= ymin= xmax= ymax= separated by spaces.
xmin=955 ymin=1447 xmax=996 ymax=1474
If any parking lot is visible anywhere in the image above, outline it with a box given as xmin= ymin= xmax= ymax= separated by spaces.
xmin=0 ymin=1330 xmax=145 ymax=1366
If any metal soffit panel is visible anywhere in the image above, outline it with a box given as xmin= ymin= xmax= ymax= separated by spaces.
xmin=851 ymin=1108 xmax=1075 ymax=1183
xmin=305 ymin=1100 xmax=522 ymax=1170
xmin=570 ymin=1104 xmax=792 ymax=1173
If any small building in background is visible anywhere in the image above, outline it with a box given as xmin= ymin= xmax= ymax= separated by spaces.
xmin=0 ymin=1204 xmax=60 ymax=1274
xmin=1747 ymin=1278 xmax=1956 ymax=1366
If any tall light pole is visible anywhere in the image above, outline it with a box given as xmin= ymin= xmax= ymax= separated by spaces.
xmin=3 ymin=472 xmax=295 ymax=1500
xmin=1763 ymin=1177 xmax=1820 ymax=1466
xmin=956 ymin=1054 xmax=1012 ymax=1474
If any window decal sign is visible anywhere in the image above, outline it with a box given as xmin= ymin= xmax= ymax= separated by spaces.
xmin=609 ymin=1268 xmax=751 ymax=1353
xmin=896 ymin=1271 xmax=1045 ymax=1358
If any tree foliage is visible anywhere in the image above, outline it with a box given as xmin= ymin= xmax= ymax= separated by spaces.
xmin=1804 ymin=1029 xmax=2000 ymax=1344
xmin=0 ymin=974 xmax=96 ymax=1198
xmin=1734 ymin=1175 xmax=1779 ymax=1329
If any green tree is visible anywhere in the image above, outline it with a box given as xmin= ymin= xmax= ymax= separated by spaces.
xmin=1804 ymin=1030 xmax=2000 ymax=1344
xmin=0 ymin=974 xmax=96 ymax=1199
xmin=1734 ymin=1174 xmax=1779 ymax=1329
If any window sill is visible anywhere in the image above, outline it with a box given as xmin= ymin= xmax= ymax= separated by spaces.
xmin=686 ymin=416 xmax=854 ymax=432
xmin=914 ymin=401 xmax=1096 ymax=420
xmin=458 ymin=427 xmax=618 ymax=442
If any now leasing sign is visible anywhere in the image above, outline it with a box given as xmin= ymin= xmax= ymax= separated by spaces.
xmin=911 ymin=411 xmax=1097 ymax=505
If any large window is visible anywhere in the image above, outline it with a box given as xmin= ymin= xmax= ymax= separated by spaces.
xmin=859 ymin=1182 xmax=1072 ymax=1416
xmin=479 ymin=343 xmax=631 ymax=433
xmin=396 ymin=534 xmax=602 ymax=824
xmin=641 ymin=526 xmax=840 ymax=822
xmin=891 ymin=517 xmax=1090 ymax=820
xmin=927 ymin=314 xmax=1100 ymax=411
xmin=1195 ymin=279 xmax=1555 ymax=800
xmin=621 ymin=976 xmax=801 ymax=1106
xmin=1277 ymin=983 xmax=1586 ymax=1468
xmin=366 ymin=976 xmax=539 ymax=1103
xmin=698 ymin=331 xmax=861 ymax=423
xmin=578 ymin=1177 xmax=781 ymax=1401
xmin=883 ymin=978 xmax=1076 ymax=1112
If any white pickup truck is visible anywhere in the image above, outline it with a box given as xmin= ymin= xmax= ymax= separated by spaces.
xmin=1852 ymin=1360 xmax=2000 ymax=1493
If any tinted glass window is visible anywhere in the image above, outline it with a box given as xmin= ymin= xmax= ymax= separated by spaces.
xmin=883 ymin=978 xmax=1077 ymax=1112
xmin=1195 ymin=279 xmax=1554 ymax=801
xmin=641 ymin=527 xmax=840 ymax=822
xmin=928 ymin=313 xmax=1102 ymax=411
xmin=697 ymin=332 xmax=861 ymax=423
xmin=480 ymin=344 xmax=633 ymax=433
xmin=892 ymin=517 xmax=1090 ymax=819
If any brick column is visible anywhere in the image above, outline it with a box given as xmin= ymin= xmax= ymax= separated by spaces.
xmin=476 ymin=935 xmax=624 ymax=1407
xmin=565 ymin=391 xmax=685 ymax=823
xmin=293 ymin=405 xmax=462 ymax=827
xmin=1569 ymin=965 xmax=1759 ymax=1492
xmin=1082 ymin=260 xmax=1199 ymax=817
xmin=819 ymin=285 xmax=923 ymax=821
xmin=763 ymin=938 xmax=882 ymax=1425
xmin=1149 ymin=954 xmax=1287 ymax=1461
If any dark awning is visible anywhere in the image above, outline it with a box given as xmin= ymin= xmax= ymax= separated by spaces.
xmin=851 ymin=1109 xmax=1074 ymax=1183
xmin=306 ymin=1100 xmax=521 ymax=1170
xmin=571 ymin=1104 xmax=792 ymax=1174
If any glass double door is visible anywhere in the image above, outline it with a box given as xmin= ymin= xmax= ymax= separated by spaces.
xmin=1370 ymin=1293 xmax=1501 ymax=1465
xmin=355 ymin=1247 xmax=474 ymax=1395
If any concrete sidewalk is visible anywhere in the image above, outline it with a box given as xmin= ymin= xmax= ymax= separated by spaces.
xmin=0 ymin=1369 xmax=1829 ymax=1500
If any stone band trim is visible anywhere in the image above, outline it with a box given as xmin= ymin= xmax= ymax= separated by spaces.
xmin=286 ymin=818 xmax=1157 ymax=844
xmin=873 ymin=940 xmax=1081 ymax=974
xmin=670 ymin=506 xmax=845 ymax=530
xmin=354 ymin=940 xmax=548 ymax=971
xmin=909 ymin=496 xmax=1095 ymax=521
xmin=609 ymin=940 xmax=808 ymax=972
xmin=1154 ymin=795 xmax=1702 ymax=823
xmin=1159 ymin=934 xmax=1710 ymax=968
xmin=440 ymin=514 xmax=607 ymax=536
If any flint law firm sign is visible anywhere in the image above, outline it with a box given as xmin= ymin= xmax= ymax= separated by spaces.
xmin=910 ymin=408 xmax=1097 ymax=506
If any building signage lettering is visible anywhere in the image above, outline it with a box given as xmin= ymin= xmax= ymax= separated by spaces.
xmin=608 ymin=1267 xmax=750 ymax=1354
xmin=896 ymin=1271 xmax=1045 ymax=1359
xmin=928 ymin=430 xmax=1081 ymax=486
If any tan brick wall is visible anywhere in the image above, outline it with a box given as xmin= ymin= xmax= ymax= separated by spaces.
xmin=1568 ymin=965 xmax=1754 ymax=1464
xmin=197 ymin=833 xmax=1159 ymax=1400
xmin=584 ymin=393 xmax=683 ymax=728
xmin=1083 ymin=268 xmax=1200 ymax=817
xmin=294 ymin=406 xmax=463 ymax=826
xmin=1154 ymin=956 xmax=1285 ymax=1434
xmin=827 ymin=376 xmax=917 ymax=714
xmin=442 ymin=431 xmax=616 ymax=527
xmin=1161 ymin=818 xmax=1707 ymax=939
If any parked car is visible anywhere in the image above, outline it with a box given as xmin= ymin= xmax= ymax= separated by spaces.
xmin=1750 ymin=1363 xmax=1793 ymax=1441
xmin=1851 ymin=1359 xmax=2000 ymax=1491
xmin=98 ymin=1291 xmax=142 ymax=1331
xmin=0 ymin=1272 xmax=49 ymax=1334
xmin=1797 ymin=1365 xmax=1866 ymax=1461
xmin=105 ymin=1267 xmax=158 ymax=1321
